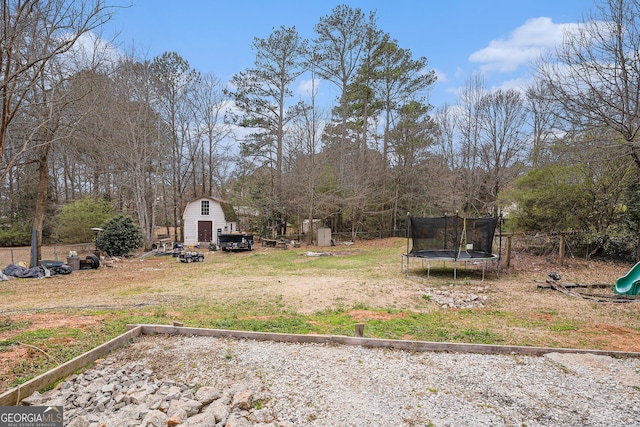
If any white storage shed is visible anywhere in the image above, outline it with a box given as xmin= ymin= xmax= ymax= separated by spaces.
xmin=182 ymin=196 xmax=237 ymax=246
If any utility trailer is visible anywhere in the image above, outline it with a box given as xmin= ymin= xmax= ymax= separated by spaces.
xmin=218 ymin=233 xmax=254 ymax=252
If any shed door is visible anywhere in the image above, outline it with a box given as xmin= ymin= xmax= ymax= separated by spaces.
xmin=198 ymin=221 xmax=213 ymax=242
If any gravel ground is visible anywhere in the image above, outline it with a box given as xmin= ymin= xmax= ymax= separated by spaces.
xmin=106 ymin=335 xmax=640 ymax=426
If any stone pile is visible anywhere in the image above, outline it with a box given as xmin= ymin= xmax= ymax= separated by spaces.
xmin=21 ymin=360 xmax=292 ymax=427
xmin=422 ymin=286 xmax=490 ymax=308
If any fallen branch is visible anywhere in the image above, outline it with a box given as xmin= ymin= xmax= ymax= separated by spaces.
xmin=538 ymin=280 xmax=639 ymax=303
xmin=535 ymin=280 xmax=611 ymax=289
xmin=17 ymin=342 xmax=54 ymax=359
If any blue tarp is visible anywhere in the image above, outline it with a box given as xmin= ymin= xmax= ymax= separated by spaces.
xmin=2 ymin=263 xmax=73 ymax=279
xmin=3 ymin=264 xmax=49 ymax=279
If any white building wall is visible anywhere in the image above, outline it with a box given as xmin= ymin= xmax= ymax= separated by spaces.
xmin=182 ymin=197 xmax=237 ymax=246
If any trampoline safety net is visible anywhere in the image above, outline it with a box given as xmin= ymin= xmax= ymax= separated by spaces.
xmin=408 ymin=215 xmax=498 ymax=259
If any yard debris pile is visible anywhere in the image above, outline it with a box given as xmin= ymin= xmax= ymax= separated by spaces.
xmin=537 ymin=273 xmax=639 ymax=303
xmin=4 ymin=264 xmax=50 ymax=279
xmin=22 ymin=360 xmax=284 ymax=427
xmin=1 ymin=263 xmax=72 ymax=281
xmin=422 ymin=286 xmax=490 ymax=309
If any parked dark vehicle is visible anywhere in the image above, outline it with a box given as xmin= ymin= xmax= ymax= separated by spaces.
xmin=179 ymin=251 xmax=205 ymax=263
xmin=218 ymin=233 xmax=254 ymax=252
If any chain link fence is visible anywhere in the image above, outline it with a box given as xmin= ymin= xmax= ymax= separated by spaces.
xmin=500 ymin=232 xmax=636 ymax=262
xmin=0 ymin=243 xmax=95 ymax=267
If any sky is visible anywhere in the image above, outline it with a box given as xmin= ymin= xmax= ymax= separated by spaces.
xmin=102 ymin=0 xmax=596 ymax=109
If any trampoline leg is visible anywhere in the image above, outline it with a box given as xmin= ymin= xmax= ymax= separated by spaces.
xmin=454 ymin=260 xmax=457 ymax=281
xmin=482 ymin=261 xmax=486 ymax=281
xmin=427 ymin=260 xmax=430 ymax=278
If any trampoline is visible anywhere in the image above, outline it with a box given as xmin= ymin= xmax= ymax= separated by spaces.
xmin=402 ymin=215 xmax=500 ymax=280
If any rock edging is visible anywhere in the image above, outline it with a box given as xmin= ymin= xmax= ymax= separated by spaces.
xmin=22 ymin=360 xmax=288 ymax=427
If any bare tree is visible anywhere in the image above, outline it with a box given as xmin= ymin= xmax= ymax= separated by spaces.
xmin=456 ymin=73 xmax=488 ymax=214
xmin=478 ymin=88 xmax=528 ymax=209
xmin=150 ymin=51 xmax=198 ymax=241
xmin=536 ymin=0 xmax=640 ymax=167
xmin=1 ymin=0 xmax=115 ymax=264
xmin=0 ymin=0 xmax=114 ymax=179
xmin=431 ymin=103 xmax=467 ymax=214
xmin=28 ymin=56 xmax=108 ymax=264
xmin=284 ymin=70 xmax=325 ymax=244
xmin=433 ymin=103 xmax=457 ymax=170
xmin=111 ymin=57 xmax=167 ymax=249
xmin=29 ymin=67 xmax=63 ymax=265
xmin=525 ymin=78 xmax=561 ymax=168
xmin=189 ymin=72 xmax=232 ymax=197
xmin=56 ymin=68 xmax=119 ymax=201
xmin=534 ymin=0 xmax=640 ymax=257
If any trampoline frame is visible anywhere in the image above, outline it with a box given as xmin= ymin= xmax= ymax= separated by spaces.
xmin=402 ymin=215 xmax=501 ymax=280
xmin=401 ymin=252 xmax=499 ymax=280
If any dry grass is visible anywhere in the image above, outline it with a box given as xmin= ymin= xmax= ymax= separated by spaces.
xmin=1 ymin=238 xmax=640 ymax=390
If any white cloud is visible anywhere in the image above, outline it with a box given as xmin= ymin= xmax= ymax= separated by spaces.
xmin=446 ymin=85 xmax=462 ymax=97
xmin=495 ymin=76 xmax=532 ymax=94
xmin=225 ymin=79 xmax=239 ymax=94
xmin=469 ymin=17 xmax=582 ymax=72
xmin=63 ymin=31 xmax=122 ymax=71
xmin=297 ymin=78 xmax=321 ymax=97
xmin=433 ymin=68 xmax=448 ymax=83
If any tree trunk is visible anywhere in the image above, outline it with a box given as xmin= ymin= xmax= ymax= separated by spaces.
xmin=32 ymin=145 xmax=50 ymax=267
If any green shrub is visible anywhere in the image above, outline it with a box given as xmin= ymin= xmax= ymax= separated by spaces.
xmin=500 ymin=166 xmax=589 ymax=233
xmin=0 ymin=225 xmax=31 ymax=247
xmin=54 ymin=197 xmax=115 ymax=243
xmin=574 ymin=230 xmax=636 ymax=262
xmin=95 ymin=215 xmax=143 ymax=257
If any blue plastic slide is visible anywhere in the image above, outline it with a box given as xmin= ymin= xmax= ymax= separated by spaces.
xmin=614 ymin=261 xmax=640 ymax=295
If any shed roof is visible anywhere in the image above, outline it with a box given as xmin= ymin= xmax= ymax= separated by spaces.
xmin=183 ymin=196 xmax=238 ymax=222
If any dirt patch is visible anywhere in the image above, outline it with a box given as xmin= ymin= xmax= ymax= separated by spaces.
xmin=0 ymin=346 xmax=30 ymax=385
xmin=529 ymin=313 xmax=556 ymax=322
xmin=0 ymin=313 xmax=102 ymax=341
xmin=0 ymin=313 xmax=103 ymax=390
xmin=580 ymin=323 xmax=640 ymax=352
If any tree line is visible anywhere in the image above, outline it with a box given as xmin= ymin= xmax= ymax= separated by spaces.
xmin=3 ymin=0 xmax=640 ymax=261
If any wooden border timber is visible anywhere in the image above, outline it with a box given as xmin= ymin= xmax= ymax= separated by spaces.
xmin=136 ymin=324 xmax=640 ymax=359
xmin=2 ymin=323 xmax=640 ymax=405
xmin=0 ymin=326 xmax=143 ymax=406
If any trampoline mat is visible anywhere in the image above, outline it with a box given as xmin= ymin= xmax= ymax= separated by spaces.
xmin=408 ymin=250 xmax=498 ymax=260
